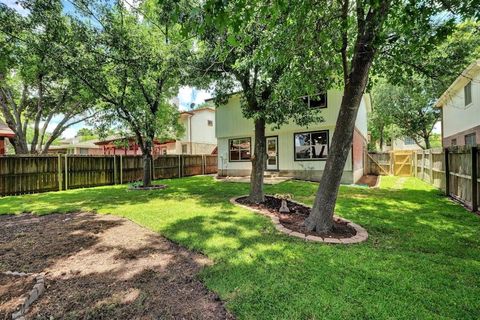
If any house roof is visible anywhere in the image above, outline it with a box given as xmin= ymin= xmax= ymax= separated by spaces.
xmin=49 ymin=141 xmax=102 ymax=149
xmin=94 ymin=135 xmax=170 ymax=146
xmin=436 ymin=59 xmax=480 ymax=108
xmin=180 ymin=106 xmax=215 ymax=116
xmin=0 ymin=119 xmax=15 ymax=138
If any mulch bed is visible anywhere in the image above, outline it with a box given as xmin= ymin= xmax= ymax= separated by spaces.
xmin=0 ymin=213 xmax=233 ymax=320
xmin=356 ymin=175 xmax=379 ymax=187
xmin=0 ymin=273 xmax=36 ymax=319
xmin=237 ymin=196 xmax=356 ymax=239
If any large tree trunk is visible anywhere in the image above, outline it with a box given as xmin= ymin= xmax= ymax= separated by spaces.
xmin=143 ymin=152 xmax=153 ymax=187
xmin=249 ymin=117 xmax=266 ymax=203
xmin=305 ymin=48 xmax=376 ymax=234
xmin=8 ymin=136 xmax=29 ymax=154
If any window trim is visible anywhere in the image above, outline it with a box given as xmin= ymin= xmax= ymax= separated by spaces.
xmin=465 ymin=133 xmax=476 ymax=146
xmin=293 ymin=130 xmax=329 ymax=161
xmin=228 ymin=137 xmax=252 ymax=162
xmin=464 ymin=81 xmax=472 ymax=106
xmin=303 ymin=93 xmax=328 ymax=109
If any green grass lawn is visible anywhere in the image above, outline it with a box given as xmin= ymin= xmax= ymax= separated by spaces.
xmin=1 ymin=176 xmax=479 ymax=319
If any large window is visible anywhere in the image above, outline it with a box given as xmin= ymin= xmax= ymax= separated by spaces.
xmin=465 ymin=81 xmax=472 ymax=106
xmin=294 ymin=131 xmax=329 ymax=160
xmin=229 ymin=138 xmax=251 ymax=161
xmin=465 ymin=133 xmax=476 ymax=146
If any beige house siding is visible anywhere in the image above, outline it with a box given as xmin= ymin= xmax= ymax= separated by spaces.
xmin=216 ymin=90 xmax=370 ymax=184
xmin=437 ymin=60 xmax=480 ymax=147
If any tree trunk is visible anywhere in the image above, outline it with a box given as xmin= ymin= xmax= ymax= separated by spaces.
xmin=9 ymin=136 xmax=29 ymax=154
xmin=143 ymin=152 xmax=153 ymax=187
xmin=424 ymin=136 xmax=431 ymax=149
xmin=305 ymin=50 xmax=376 ymax=234
xmin=249 ymin=117 xmax=266 ymax=203
xmin=379 ymin=127 xmax=384 ymax=150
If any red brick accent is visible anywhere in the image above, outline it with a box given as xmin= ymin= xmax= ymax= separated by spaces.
xmin=0 ymin=138 xmax=5 ymax=155
xmin=443 ymin=125 xmax=480 ymax=147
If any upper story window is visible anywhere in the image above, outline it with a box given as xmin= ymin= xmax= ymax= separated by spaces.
xmin=464 ymin=81 xmax=472 ymax=106
xmin=182 ymin=143 xmax=188 ymax=154
xmin=465 ymin=133 xmax=476 ymax=146
xmin=404 ymin=137 xmax=415 ymax=145
xmin=207 ymin=120 xmax=213 ymax=127
xmin=302 ymin=93 xmax=327 ymax=109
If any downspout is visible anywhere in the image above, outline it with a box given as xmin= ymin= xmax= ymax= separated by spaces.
xmin=189 ymin=115 xmax=193 ymax=154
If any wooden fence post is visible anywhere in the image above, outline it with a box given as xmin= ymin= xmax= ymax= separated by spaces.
xmin=178 ymin=155 xmax=181 ymax=178
xmin=429 ymin=151 xmax=433 ymax=184
xmin=413 ymin=151 xmax=417 ymax=178
xmin=421 ymin=151 xmax=425 ymax=181
xmin=471 ymin=146 xmax=478 ymax=212
xmin=64 ymin=154 xmax=68 ymax=190
xmin=120 ymin=155 xmax=123 ymax=184
xmin=444 ymin=148 xmax=449 ymax=196
xmin=57 ymin=154 xmax=63 ymax=191
xmin=151 ymin=156 xmax=155 ymax=181
xmin=113 ymin=155 xmax=117 ymax=185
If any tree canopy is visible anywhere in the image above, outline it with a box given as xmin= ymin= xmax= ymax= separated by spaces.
xmin=0 ymin=1 xmax=97 ymax=154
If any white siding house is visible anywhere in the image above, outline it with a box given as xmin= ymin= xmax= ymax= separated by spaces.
xmin=160 ymin=107 xmax=217 ymax=155
xmin=436 ymin=59 xmax=480 ymax=147
xmin=215 ymin=90 xmax=371 ymax=183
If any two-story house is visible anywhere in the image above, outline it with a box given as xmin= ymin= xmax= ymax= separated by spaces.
xmin=215 ymin=90 xmax=371 ymax=183
xmin=160 ymin=107 xmax=217 ymax=155
xmin=436 ymin=59 xmax=480 ymax=147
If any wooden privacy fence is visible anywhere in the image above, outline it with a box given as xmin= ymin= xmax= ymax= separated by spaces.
xmin=367 ymin=147 xmax=479 ymax=212
xmin=0 ymin=154 xmax=218 ymax=196
xmin=366 ymin=151 xmax=414 ymax=176
xmin=414 ymin=146 xmax=479 ymax=213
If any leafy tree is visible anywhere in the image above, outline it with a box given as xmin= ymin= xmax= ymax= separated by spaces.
xmin=372 ymin=79 xmax=440 ymax=149
xmin=190 ymin=0 xmax=324 ymax=203
xmin=76 ymin=128 xmax=97 ymax=141
xmin=0 ymin=1 xmax=97 ymax=154
xmin=61 ymin=0 xmax=186 ymax=187
xmin=371 ymin=21 xmax=480 ymax=151
xmin=205 ymin=0 xmax=474 ymax=232
xmin=300 ymin=0 xmax=477 ymax=233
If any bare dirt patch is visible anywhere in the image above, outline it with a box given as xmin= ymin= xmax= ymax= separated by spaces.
xmin=0 ymin=273 xmax=36 ymax=319
xmin=236 ymin=196 xmax=356 ymax=239
xmin=0 ymin=213 xmax=233 ymax=320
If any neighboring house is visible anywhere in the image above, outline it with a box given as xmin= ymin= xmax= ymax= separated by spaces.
xmin=94 ymin=136 xmax=166 ymax=156
xmin=215 ymin=90 xmax=371 ymax=184
xmin=162 ymin=107 xmax=217 ymax=155
xmin=0 ymin=119 xmax=15 ymax=155
xmin=380 ymin=136 xmax=423 ymax=152
xmin=93 ymin=107 xmax=218 ymax=156
xmin=47 ymin=137 xmax=103 ymax=155
xmin=436 ymin=59 xmax=480 ymax=147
